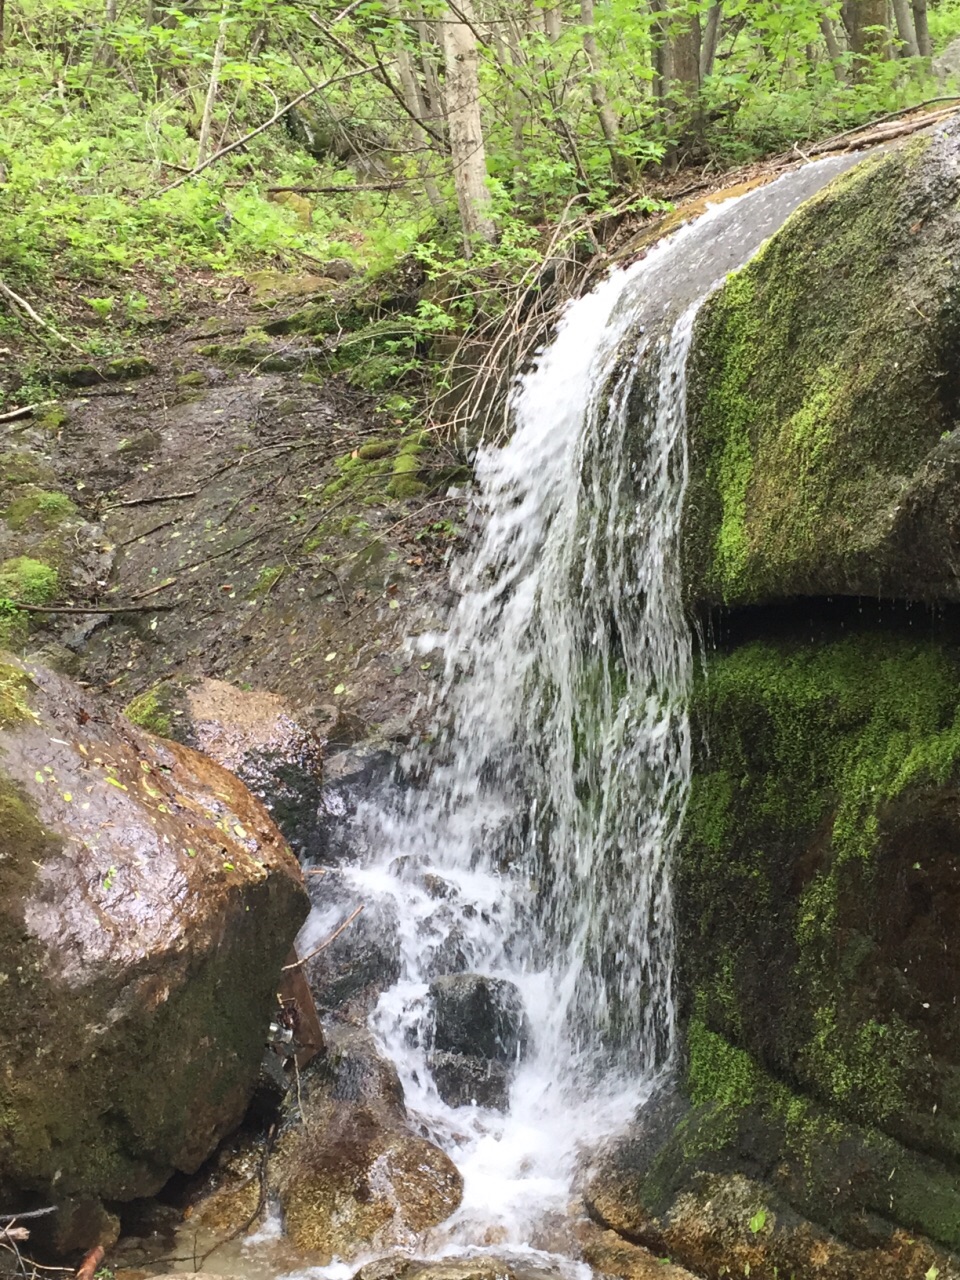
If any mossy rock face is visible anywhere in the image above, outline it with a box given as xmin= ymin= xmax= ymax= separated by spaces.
xmin=683 ymin=121 xmax=960 ymax=606
xmin=0 ymin=655 xmax=308 ymax=1214
xmin=679 ymin=629 xmax=960 ymax=1161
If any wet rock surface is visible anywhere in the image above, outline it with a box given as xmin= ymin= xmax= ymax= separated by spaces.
xmin=299 ymin=866 xmax=402 ymax=1015
xmin=684 ymin=118 xmax=960 ymax=607
xmin=428 ymin=1050 xmax=512 ymax=1111
xmin=429 ymin=974 xmax=528 ymax=1062
xmin=0 ymin=656 xmax=309 ymax=1215
xmin=269 ymin=1024 xmax=462 ymax=1262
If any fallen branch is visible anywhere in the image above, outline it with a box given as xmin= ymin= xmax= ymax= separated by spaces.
xmin=102 ymin=490 xmax=199 ymax=512
xmin=0 ymin=400 xmax=55 ymax=424
xmin=76 ymin=1244 xmax=103 ymax=1280
xmin=282 ymin=905 xmax=364 ymax=970
xmin=265 ymin=181 xmax=407 ymax=194
xmin=0 ymin=1209 xmax=56 ymax=1223
xmin=0 ymin=1227 xmax=29 ymax=1241
xmin=129 ymin=577 xmax=177 ymax=601
xmin=11 ymin=601 xmax=175 ymax=615
xmin=156 ymin=63 xmax=381 ymax=194
xmin=0 ymin=279 xmax=85 ymax=354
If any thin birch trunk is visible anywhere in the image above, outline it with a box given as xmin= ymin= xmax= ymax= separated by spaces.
xmin=441 ymin=0 xmax=496 ymax=253
xmin=820 ymin=11 xmax=847 ymax=79
xmin=384 ymin=0 xmax=444 ymax=212
xmin=912 ymin=0 xmax=931 ymax=57
xmin=891 ymin=0 xmax=919 ymax=55
xmin=197 ymin=0 xmax=229 ymax=167
xmin=699 ymin=3 xmax=721 ymax=80
xmin=580 ymin=0 xmax=634 ymax=184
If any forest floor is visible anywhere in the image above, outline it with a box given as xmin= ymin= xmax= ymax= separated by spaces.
xmin=3 ymin=272 xmax=468 ymax=740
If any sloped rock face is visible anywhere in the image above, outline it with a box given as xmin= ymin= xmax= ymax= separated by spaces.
xmin=0 ymin=656 xmax=309 ymax=1206
xmin=683 ymin=120 xmax=960 ymax=607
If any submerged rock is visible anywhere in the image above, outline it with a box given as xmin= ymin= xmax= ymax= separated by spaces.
xmin=352 ymin=1256 xmax=570 ymax=1280
xmin=0 ymin=656 xmax=309 ymax=1212
xmin=428 ymin=1050 xmax=512 ymax=1111
xmin=299 ymin=867 xmax=401 ymax=1015
xmin=429 ymin=974 xmax=529 ymax=1062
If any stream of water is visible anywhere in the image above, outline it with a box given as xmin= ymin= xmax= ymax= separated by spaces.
xmin=263 ymin=153 xmax=867 ymax=1277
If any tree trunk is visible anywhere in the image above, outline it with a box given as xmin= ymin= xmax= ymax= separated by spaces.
xmin=912 ymin=0 xmax=931 ymax=57
xmin=384 ymin=0 xmax=445 ymax=213
xmin=842 ymin=0 xmax=891 ymax=76
xmin=441 ymin=0 xmax=496 ymax=254
xmin=820 ymin=11 xmax=847 ymax=80
xmin=197 ymin=0 xmax=229 ymax=167
xmin=890 ymin=0 xmax=920 ymax=55
xmin=580 ymin=0 xmax=634 ymax=184
xmin=542 ymin=2 xmax=562 ymax=42
xmin=699 ymin=3 xmax=722 ymax=80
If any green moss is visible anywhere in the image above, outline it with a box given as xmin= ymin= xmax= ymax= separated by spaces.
xmin=387 ymin=449 xmax=426 ymax=499
xmin=0 ymin=451 xmax=54 ymax=489
xmin=177 ymin=371 xmax=207 ymax=388
xmin=684 ymin=139 xmax=949 ymax=605
xmin=356 ymin=439 xmax=395 ymax=460
xmin=4 ymin=489 xmax=77 ymax=530
xmin=106 ymin=355 xmax=155 ymax=380
xmin=0 ymin=662 xmax=37 ymax=729
xmin=0 ymin=558 xmax=58 ymax=604
xmin=35 ymin=404 xmax=69 ymax=433
xmin=124 ymin=686 xmax=172 ymax=736
xmin=681 ymin=630 xmax=960 ymax=1149
xmin=251 ymin=565 xmax=284 ymax=596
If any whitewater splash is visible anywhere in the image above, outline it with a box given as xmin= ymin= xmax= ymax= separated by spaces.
xmin=293 ymin=155 xmax=867 ymax=1259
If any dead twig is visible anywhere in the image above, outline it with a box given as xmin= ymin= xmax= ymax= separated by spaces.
xmin=156 ymin=64 xmax=381 ymax=194
xmin=10 ymin=601 xmax=175 ymax=615
xmin=129 ymin=576 xmax=177 ymax=601
xmin=102 ymin=490 xmax=199 ymax=512
xmin=282 ymin=905 xmax=364 ymax=970
xmin=0 ymin=1209 xmax=56 ymax=1223
xmin=0 ymin=400 xmax=55 ymax=424
xmin=0 ymin=279 xmax=85 ymax=354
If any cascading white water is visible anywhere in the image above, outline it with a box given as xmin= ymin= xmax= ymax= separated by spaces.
xmin=292 ymin=154 xmax=868 ymax=1265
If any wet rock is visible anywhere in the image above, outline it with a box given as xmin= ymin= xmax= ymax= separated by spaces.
xmin=683 ymin=119 xmax=960 ymax=607
xmin=577 ymin=1223 xmax=699 ymax=1280
xmin=429 ymin=974 xmax=529 ymax=1063
xmin=271 ymin=1025 xmax=461 ymax=1262
xmin=353 ymin=1257 xmax=564 ymax=1280
xmin=182 ymin=677 xmax=327 ymax=862
xmin=0 ymin=656 xmax=309 ymax=1208
xmin=585 ymin=1074 xmax=960 ymax=1279
xmin=298 ymin=867 xmax=401 ymax=1014
xmin=314 ymin=744 xmax=401 ymax=864
xmin=428 ymin=1050 xmax=511 ymax=1111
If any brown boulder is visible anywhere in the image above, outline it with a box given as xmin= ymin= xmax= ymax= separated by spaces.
xmin=271 ymin=1026 xmax=462 ymax=1262
xmin=0 ymin=656 xmax=309 ymax=1206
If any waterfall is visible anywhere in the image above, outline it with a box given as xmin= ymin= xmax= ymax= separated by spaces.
xmin=298 ymin=154 xmax=867 ymax=1258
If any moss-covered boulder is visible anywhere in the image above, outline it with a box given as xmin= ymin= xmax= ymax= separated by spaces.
xmin=0 ymin=655 xmax=309 ymax=1217
xmin=620 ymin=619 xmax=960 ymax=1274
xmin=684 ymin=120 xmax=960 ymax=606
